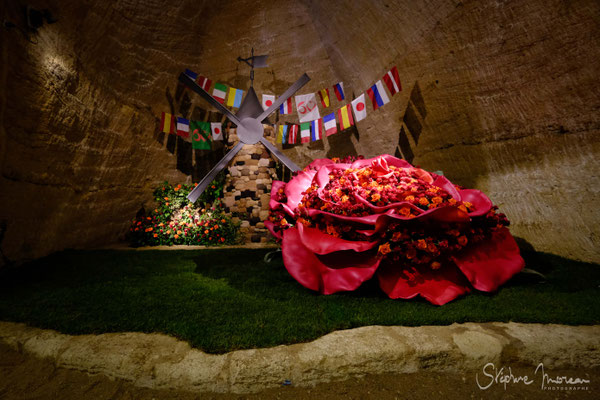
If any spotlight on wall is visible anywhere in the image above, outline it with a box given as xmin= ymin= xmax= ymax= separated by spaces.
xmin=26 ymin=6 xmax=57 ymax=31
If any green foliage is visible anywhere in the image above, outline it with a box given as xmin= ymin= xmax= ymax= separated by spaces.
xmin=0 ymin=249 xmax=598 ymax=354
xmin=128 ymin=175 xmax=239 ymax=246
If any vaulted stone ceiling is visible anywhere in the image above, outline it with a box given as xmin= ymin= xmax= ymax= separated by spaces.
xmin=1 ymin=0 xmax=599 ymax=265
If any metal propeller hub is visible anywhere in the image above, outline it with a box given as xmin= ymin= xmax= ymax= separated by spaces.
xmin=237 ymin=118 xmax=264 ymax=144
xmin=178 ymin=68 xmax=311 ymax=203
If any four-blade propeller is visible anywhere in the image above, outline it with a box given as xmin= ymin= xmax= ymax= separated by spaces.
xmin=178 ymin=73 xmax=310 ymax=203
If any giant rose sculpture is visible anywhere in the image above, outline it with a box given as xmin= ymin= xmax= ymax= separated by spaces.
xmin=265 ymin=154 xmax=524 ymax=305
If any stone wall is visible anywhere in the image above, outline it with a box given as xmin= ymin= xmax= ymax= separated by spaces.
xmin=1 ymin=0 xmax=599 ymax=265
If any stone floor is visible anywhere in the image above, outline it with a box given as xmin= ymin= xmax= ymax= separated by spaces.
xmin=1 ymin=342 xmax=598 ymax=399
xmin=0 ymin=321 xmax=598 ymax=399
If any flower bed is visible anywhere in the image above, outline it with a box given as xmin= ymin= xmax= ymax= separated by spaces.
xmin=266 ymin=155 xmax=524 ymax=305
xmin=128 ymin=179 xmax=240 ymax=247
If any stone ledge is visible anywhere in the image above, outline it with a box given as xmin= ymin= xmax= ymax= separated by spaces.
xmin=0 ymin=321 xmax=598 ymax=394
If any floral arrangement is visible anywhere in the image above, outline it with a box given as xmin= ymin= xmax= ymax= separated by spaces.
xmin=128 ymin=179 xmax=240 ymax=247
xmin=266 ymin=154 xmax=524 ymax=305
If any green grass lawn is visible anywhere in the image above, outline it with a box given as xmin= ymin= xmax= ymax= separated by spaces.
xmin=0 ymin=248 xmax=599 ymax=354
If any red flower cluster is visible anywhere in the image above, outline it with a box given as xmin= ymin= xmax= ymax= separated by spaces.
xmin=266 ymin=155 xmax=524 ymax=305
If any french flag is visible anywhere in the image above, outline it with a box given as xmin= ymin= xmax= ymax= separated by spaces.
xmin=184 ymin=69 xmax=198 ymax=81
xmin=280 ymin=97 xmax=293 ymax=114
xmin=382 ymin=66 xmax=402 ymax=95
xmin=176 ymin=117 xmax=190 ymax=138
xmin=366 ymin=80 xmax=390 ymax=110
xmin=333 ymin=82 xmax=345 ymax=101
xmin=311 ymin=118 xmax=324 ymax=141
xmin=323 ymin=112 xmax=337 ymax=136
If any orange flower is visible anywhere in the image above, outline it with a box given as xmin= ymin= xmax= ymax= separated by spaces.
xmin=221 ymin=219 xmax=226 ymax=223
xmin=371 ymin=193 xmax=381 ymax=202
xmin=174 ymin=187 xmax=179 ymax=192
xmin=448 ymin=198 xmax=457 ymax=205
xmin=153 ymin=233 xmax=158 ymax=238
xmin=399 ymin=207 xmax=411 ymax=217
xmin=166 ymin=202 xmax=170 ymax=206
xmin=417 ymin=239 xmax=428 ymax=250
xmin=326 ymin=224 xmax=340 ymax=237
xmin=211 ymin=185 xmax=216 ymax=189
xmin=458 ymin=236 xmax=468 ymax=246
xmin=177 ymin=230 xmax=182 ymax=235
xmin=405 ymin=195 xmax=415 ymax=202
xmin=174 ymin=234 xmax=179 ymax=239
xmin=281 ymin=218 xmax=288 ymax=226
xmin=419 ymin=197 xmax=429 ymax=206
xmin=432 ymin=196 xmax=443 ymax=204
xmin=458 ymin=204 xmax=468 ymax=213
xmin=214 ymin=224 xmax=219 ymax=229
xmin=341 ymin=195 xmax=349 ymax=202
xmin=158 ymin=223 xmax=164 ymax=227
xmin=431 ymin=261 xmax=441 ymax=270
xmin=220 ymin=237 xmax=225 ymax=242
xmin=392 ymin=231 xmax=406 ymax=241
xmin=164 ymin=197 xmax=169 ymax=201
xmin=378 ymin=243 xmax=392 ymax=255
xmin=204 ymin=230 xmax=209 ymax=234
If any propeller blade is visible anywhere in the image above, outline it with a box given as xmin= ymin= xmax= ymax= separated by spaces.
xmin=260 ymin=137 xmax=300 ymax=172
xmin=187 ymin=142 xmax=244 ymax=203
xmin=178 ymin=73 xmax=242 ymax=127
xmin=258 ymin=73 xmax=310 ymax=121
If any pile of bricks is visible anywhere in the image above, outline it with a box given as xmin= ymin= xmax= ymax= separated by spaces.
xmin=222 ymin=126 xmax=280 ymax=243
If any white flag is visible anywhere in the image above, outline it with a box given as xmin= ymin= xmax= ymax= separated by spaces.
xmin=211 ymin=122 xmax=223 ymax=140
xmin=351 ymin=93 xmax=367 ymax=122
xmin=295 ymin=93 xmax=320 ymax=123
xmin=262 ymin=94 xmax=275 ymax=111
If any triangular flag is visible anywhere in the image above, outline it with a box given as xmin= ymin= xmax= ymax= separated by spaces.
xmin=333 ymin=82 xmax=345 ymax=101
xmin=190 ymin=120 xmax=211 ymax=150
xmin=197 ymin=76 xmax=212 ymax=91
xmin=311 ymin=118 xmax=323 ymax=141
xmin=300 ymin=122 xmax=311 ymax=143
xmin=176 ymin=117 xmax=190 ymax=138
xmin=212 ymin=83 xmax=228 ymax=104
xmin=279 ymin=97 xmax=293 ymax=114
xmin=288 ymin=124 xmax=298 ymax=144
xmin=160 ymin=112 xmax=175 ymax=134
xmin=351 ymin=93 xmax=367 ymax=122
xmin=211 ymin=122 xmax=223 ymax=140
xmin=323 ymin=112 xmax=337 ymax=136
xmin=277 ymin=124 xmax=288 ymax=143
xmin=184 ymin=69 xmax=198 ymax=81
xmin=318 ymin=88 xmax=330 ymax=108
xmin=295 ymin=93 xmax=320 ymax=123
xmin=337 ymin=104 xmax=354 ymax=130
xmin=366 ymin=80 xmax=390 ymax=110
xmin=262 ymin=94 xmax=276 ymax=110
xmin=227 ymin=87 xmax=244 ymax=108
xmin=382 ymin=66 xmax=402 ymax=95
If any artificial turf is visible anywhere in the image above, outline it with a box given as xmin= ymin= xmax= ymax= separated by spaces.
xmin=0 ymin=248 xmax=598 ymax=354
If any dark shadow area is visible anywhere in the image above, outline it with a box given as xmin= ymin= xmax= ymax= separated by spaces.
xmin=176 ymin=137 xmax=193 ymax=175
xmin=326 ymin=129 xmax=358 ymax=159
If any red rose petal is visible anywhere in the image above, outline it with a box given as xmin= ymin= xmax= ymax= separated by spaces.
xmin=296 ymin=222 xmax=379 ymax=254
xmin=458 ymin=189 xmax=493 ymax=217
xmin=377 ymin=260 xmax=471 ymax=305
xmin=284 ymin=169 xmax=318 ymax=211
xmin=451 ymin=227 xmax=525 ymax=292
xmin=282 ymin=226 xmax=381 ymax=294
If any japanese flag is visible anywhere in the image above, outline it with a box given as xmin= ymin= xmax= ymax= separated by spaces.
xmin=211 ymin=122 xmax=223 ymax=140
xmin=295 ymin=93 xmax=320 ymax=123
xmin=262 ymin=94 xmax=276 ymax=111
xmin=351 ymin=93 xmax=367 ymax=122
